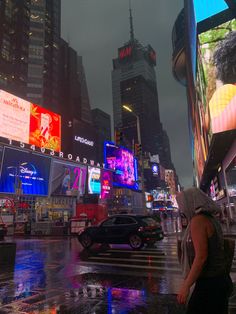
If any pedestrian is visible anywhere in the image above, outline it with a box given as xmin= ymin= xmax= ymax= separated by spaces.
xmin=176 ymin=187 xmax=233 ymax=314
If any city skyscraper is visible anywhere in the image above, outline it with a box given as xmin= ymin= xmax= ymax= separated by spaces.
xmin=92 ymin=108 xmax=111 ymax=163
xmin=0 ymin=0 xmax=30 ymax=98
xmin=112 ymin=6 xmax=174 ymax=170
xmin=0 ymin=0 xmax=61 ymax=113
xmin=27 ymin=0 xmax=61 ymax=112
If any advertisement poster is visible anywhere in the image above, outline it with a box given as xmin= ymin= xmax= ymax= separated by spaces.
xmin=50 ymin=160 xmax=87 ymax=196
xmin=0 ymin=90 xmax=31 ymax=143
xmin=0 ymin=147 xmax=51 ymax=196
xmin=193 ymin=19 xmax=236 ymax=181
xmin=29 ymin=104 xmax=61 ymax=152
xmin=0 ymin=90 xmax=61 ymax=152
xmin=104 ymin=142 xmax=138 ymax=189
xmin=100 ymin=170 xmax=113 ymax=199
xmin=198 ymin=19 xmax=236 ymax=136
xmin=88 ymin=167 xmax=101 ymax=194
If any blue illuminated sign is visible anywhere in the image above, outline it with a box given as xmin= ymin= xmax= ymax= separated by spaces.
xmin=0 ymin=147 xmax=51 ymax=196
xmin=152 ymin=163 xmax=159 ymax=176
xmin=88 ymin=166 xmax=101 ymax=194
xmin=193 ymin=0 xmax=228 ymax=23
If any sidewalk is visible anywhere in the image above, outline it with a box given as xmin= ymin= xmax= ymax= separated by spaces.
xmin=222 ymin=223 xmax=236 ymax=237
xmin=162 ymin=217 xmax=236 ymax=238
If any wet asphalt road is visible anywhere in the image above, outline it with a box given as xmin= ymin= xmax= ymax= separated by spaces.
xmin=0 ymin=236 xmax=236 ymax=313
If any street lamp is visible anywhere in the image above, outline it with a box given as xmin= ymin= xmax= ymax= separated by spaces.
xmin=122 ymin=104 xmax=146 ymax=214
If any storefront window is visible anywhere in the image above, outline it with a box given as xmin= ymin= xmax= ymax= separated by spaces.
xmin=226 ymin=157 xmax=236 ymax=198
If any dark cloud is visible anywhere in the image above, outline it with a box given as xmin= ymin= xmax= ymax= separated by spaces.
xmin=61 ymin=0 xmax=193 ymax=188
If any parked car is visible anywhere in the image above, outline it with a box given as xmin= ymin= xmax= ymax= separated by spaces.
xmin=78 ymin=214 xmax=164 ymax=249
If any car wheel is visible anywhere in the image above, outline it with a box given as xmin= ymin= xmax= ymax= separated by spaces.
xmin=79 ymin=232 xmax=93 ymax=248
xmin=129 ymin=234 xmax=143 ymax=249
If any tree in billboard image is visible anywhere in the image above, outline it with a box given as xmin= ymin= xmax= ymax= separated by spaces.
xmin=29 ymin=104 xmax=61 ymax=152
xmin=199 ymin=19 xmax=236 ymax=135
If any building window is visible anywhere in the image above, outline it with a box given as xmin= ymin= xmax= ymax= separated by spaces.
xmin=1 ymin=37 xmax=10 ymax=61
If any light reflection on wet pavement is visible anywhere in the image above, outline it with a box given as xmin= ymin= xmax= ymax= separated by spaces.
xmin=0 ymin=237 xmax=186 ymax=313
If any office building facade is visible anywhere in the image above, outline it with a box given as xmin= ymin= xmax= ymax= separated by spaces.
xmin=92 ymin=108 xmax=111 ymax=163
xmin=112 ymin=9 xmax=175 ymax=177
xmin=0 ymin=0 xmax=30 ymax=98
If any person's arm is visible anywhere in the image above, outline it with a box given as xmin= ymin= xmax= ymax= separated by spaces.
xmin=177 ymin=215 xmax=208 ymax=304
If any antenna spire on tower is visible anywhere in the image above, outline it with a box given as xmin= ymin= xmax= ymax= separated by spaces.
xmin=129 ymin=0 xmax=134 ymax=42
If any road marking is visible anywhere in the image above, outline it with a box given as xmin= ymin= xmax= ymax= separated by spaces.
xmin=88 ymin=256 xmax=179 ymax=265
xmin=79 ymin=261 xmax=181 ymax=272
xmin=106 ymin=249 xmax=177 ymax=255
xmin=131 ymin=254 xmax=178 ymax=260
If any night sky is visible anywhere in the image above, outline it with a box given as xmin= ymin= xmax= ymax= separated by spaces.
xmin=61 ymin=0 xmax=193 ymax=188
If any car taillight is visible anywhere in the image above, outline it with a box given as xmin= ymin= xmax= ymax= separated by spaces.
xmin=138 ymin=226 xmax=145 ymax=232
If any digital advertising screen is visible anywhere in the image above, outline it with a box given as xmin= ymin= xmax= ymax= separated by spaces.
xmin=100 ymin=170 xmax=113 ymax=200
xmin=198 ymin=19 xmax=236 ymax=135
xmin=0 ymin=90 xmax=61 ymax=152
xmin=193 ymin=0 xmax=228 ymax=23
xmin=104 ymin=142 xmax=138 ymax=190
xmin=192 ymin=18 xmax=236 ymax=181
xmin=50 ymin=160 xmax=87 ymax=196
xmin=0 ymin=147 xmax=51 ymax=196
xmin=29 ymin=103 xmax=61 ymax=152
xmin=88 ymin=167 xmax=101 ymax=194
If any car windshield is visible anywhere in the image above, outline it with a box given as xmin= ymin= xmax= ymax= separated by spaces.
xmin=141 ymin=217 xmax=158 ymax=227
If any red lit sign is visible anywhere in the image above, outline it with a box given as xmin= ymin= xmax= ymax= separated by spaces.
xmin=29 ymin=104 xmax=61 ymax=152
xmin=148 ymin=46 xmax=156 ymax=65
xmin=119 ymin=45 xmax=132 ymax=60
xmin=149 ymin=50 xmax=156 ymax=63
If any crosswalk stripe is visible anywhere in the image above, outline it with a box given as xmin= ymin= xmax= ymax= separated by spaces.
xmin=131 ymin=254 xmax=178 ymax=260
xmin=106 ymin=249 xmax=176 ymax=255
xmin=79 ymin=261 xmax=181 ymax=272
xmin=88 ymin=256 xmax=180 ymax=265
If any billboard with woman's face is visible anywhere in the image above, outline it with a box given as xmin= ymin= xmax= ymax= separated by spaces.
xmin=193 ymin=18 xmax=236 ymax=181
xmin=198 ymin=19 xmax=236 ymax=135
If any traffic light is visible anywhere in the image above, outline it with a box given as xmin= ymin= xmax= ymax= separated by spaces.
xmin=135 ymin=143 xmax=142 ymax=156
xmin=115 ymin=130 xmax=123 ymax=145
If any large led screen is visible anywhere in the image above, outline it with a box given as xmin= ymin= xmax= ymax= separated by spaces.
xmin=104 ymin=142 xmax=138 ymax=189
xmin=100 ymin=170 xmax=113 ymax=199
xmin=0 ymin=90 xmax=61 ymax=152
xmin=193 ymin=19 xmax=236 ymax=180
xmin=88 ymin=167 xmax=101 ymax=194
xmin=193 ymin=0 xmax=228 ymax=23
xmin=0 ymin=147 xmax=51 ymax=195
xmin=29 ymin=103 xmax=61 ymax=152
xmin=198 ymin=19 xmax=236 ymax=135
xmin=50 ymin=160 xmax=87 ymax=196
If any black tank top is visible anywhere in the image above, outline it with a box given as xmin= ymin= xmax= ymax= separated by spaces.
xmin=200 ymin=214 xmax=226 ymax=278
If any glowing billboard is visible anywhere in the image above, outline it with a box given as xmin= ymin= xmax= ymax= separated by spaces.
xmin=100 ymin=170 xmax=113 ymax=199
xmin=193 ymin=0 xmax=228 ymax=23
xmin=88 ymin=167 xmax=101 ymax=194
xmin=104 ymin=142 xmax=138 ymax=190
xmin=0 ymin=90 xmax=61 ymax=152
xmin=50 ymin=160 xmax=87 ymax=196
xmin=0 ymin=147 xmax=51 ymax=196
xmin=193 ymin=19 xmax=236 ymax=180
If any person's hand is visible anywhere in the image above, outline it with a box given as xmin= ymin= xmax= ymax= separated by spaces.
xmin=177 ymin=282 xmax=190 ymax=305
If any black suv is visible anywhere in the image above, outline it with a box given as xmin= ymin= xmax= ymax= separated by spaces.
xmin=78 ymin=214 xmax=164 ymax=249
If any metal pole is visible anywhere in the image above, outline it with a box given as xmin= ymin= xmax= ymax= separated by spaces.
xmin=136 ymin=115 xmax=146 ymax=214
